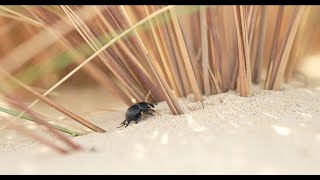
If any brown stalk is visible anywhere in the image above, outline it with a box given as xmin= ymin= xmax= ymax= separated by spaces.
xmin=246 ymin=6 xmax=253 ymax=24
xmin=249 ymin=7 xmax=260 ymax=77
xmin=107 ymin=6 xmax=150 ymax=68
xmin=268 ymin=7 xmax=297 ymax=88
xmin=208 ymin=68 xmax=222 ymax=94
xmin=233 ymin=8 xmax=242 ymax=93
xmin=145 ymin=52 xmax=183 ymax=115
xmin=221 ymin=6 xmax=235 ymax=91
xmin=175 ymin=7 xmax=204 ymax=95
xmin=163 ymin=11 xmax=191 ymax=95
xmin=284 ymin=6 xmax=311 ymax=82
xmin=272 ymin=6 xmax=305 ymax=90
xmin=144 ymin=6 xmax=180 ymax=96
xmin=265 ymin=6 xmax=284 ymax=89
xmin=248 ymin=6 xmax=259 ymax=48
xmin=97 ymin=25 xmax=142 ymax=88
xmin=119 ymin=5 xmax=183 ymax=114
xmin=253 ymin=6 xmax=268 ymax=83
xmin=208 ymin=27 xmax=222 ymax=94
xmin=241 ymin=6 xmax=252 ymax=95
xmin=169 ymin=8 xmax=203 ymax=101
xmin=152 ymin=6 xmax=185 ymax=97
xmin=233 ymin=6 xmax=252 ymax=97
xmin=207 ymin=7 xmax=223 ymax=93
xmin=102 ymin=6 xmax=164 ymax=102
xmin=200 ymin=6 xmax=210 ymax=96
xmin=93 ymin=8 xmax=144 ymax=89
xmin=240 ymin=6 xmax=252 ymax=97
xmin=119 ymin=5 xmax=176 ymax=103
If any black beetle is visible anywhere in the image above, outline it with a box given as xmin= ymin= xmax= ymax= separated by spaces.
xmin=117 ymin=102 xmax=157 ymax=128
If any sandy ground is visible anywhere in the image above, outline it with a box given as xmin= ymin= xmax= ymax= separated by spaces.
xmin=1 ymin=82 xmax=320 ymax=174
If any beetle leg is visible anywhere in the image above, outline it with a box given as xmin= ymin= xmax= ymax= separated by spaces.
xmin=135 ymin=116 xmax=142 ymax=124
xmin=132 ymin=117 xmax=138 ymax=124
xmin=116 ymin=124 xmax=124 ymax=128
xmin=116 ymin=119 xmax=127 ymax=128
xmin=125 ymin=117 xmax=136 ymax=128
xmin=144 ymin=112 xmax=154 ymax=116
xmin=125 ymin=121 xmax=130 ymax=128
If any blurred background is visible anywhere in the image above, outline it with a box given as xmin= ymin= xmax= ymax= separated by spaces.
xmin=0 ymin=6 xmax=319 ymax=100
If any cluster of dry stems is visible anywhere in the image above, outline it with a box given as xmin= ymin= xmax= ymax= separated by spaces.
xmin=0 ymin=5 xmax=312 ymax=153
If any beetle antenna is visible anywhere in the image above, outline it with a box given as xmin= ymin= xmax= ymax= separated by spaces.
xmin=154 ymin=110 xmax=161 ymax=116
xmin=149 ymin=109 xmax=161 ymax=116
xmin=84 ymin=108 xmax=122 ymax=116
xmin=145 ymin=90 xmax=151 ymax=102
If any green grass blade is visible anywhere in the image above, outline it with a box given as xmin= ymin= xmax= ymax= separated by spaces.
xmin=0 ymin=106 xmax=80 ymax=137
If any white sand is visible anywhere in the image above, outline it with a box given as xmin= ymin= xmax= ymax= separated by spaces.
xmin=1 ymin=84 xmax=320 ymax=174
